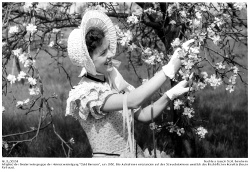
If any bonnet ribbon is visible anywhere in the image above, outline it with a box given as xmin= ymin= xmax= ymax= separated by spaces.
xmin=108 ymin=61 xmax=135 ymax=157
xmin=123 ymin=93 xmax=135 ymax=157
xmin=107 ymin=67 xmax=130 ymax=92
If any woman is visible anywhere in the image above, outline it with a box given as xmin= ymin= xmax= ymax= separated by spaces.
xmin=66 ymin=10 xmax=193 ymax=158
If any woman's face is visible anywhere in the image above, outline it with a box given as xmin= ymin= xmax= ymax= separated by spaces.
xmin=91 ymin=37 xmax=114 ymax=75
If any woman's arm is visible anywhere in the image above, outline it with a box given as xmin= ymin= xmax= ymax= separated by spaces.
xmin=101 ymin=70 xmax=168 ymax=112
xmin=134 ymin=78 xmax=193 ymax=122
xmin=102 ymin=76 xmax=192 ymax=122
xmin=101 ymin=40 xmax=195 ymax=112
xmin=134 ymin=93 xmax=170 ymax=122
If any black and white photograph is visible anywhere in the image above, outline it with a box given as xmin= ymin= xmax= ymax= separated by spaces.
xmin=1 ymin=1 xmax=248 ymax=170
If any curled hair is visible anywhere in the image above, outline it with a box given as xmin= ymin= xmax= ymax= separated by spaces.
xmin=85 ymin=28 xmax=105 ymax=56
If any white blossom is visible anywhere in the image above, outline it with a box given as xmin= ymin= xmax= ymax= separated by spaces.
xmin=174 ymin=99 xmax=183 ymax=110
xmin=229 ymin=75 xmax=237 ymax=84
xmin=193 ymin=19 xmax=201 ymax=27
xmin=233 ymin=3 xmax=246 ymax=10
xmin=119 ymin=30 xmax=133 ymax=46
xmin=169 ymin=127 xmax=174 ymax=133
xmin=231 ymin=66 xmax=239 ymax=74
xmin=16 ymin=98 xmax=30 ymax=107
xmin=124 ymin=30 xmax=133 ymax=40
xmin=18 ymin=53 xmax=28 ymax=64
xmin=58 ymin=40 xmax=63 ymax=44
xmin=52 ymin=28 xmax=61 ymax=33
xmin=200 ymin=6 xmax=207 ymax=11
xmin=26 ymin=23 xmax=37 ymax=34
xmin=127 ymin=14 xmax=139 ymax=24
xmin=182 ymin=60 xmax=194 ymax=70
xmin=190 ymin=47 xmax=200 ymax=54
xmin=207 ymin=74 xmax=222 ymax=88
xmin=2 ymin=106 xmax=5 ymax=113
xmin=143 ymin=55 xmax=156 ymax=65
xmin=9 ymin=26 xmax=19 ymax=34
xmin=24 ymin=2 xmax=33 ymax=9
xmin=197 ymin=82 xmax=207 ymax=90
xmin=144 ymin=7 xmax=156 ymax=14
xmin=32 ymin=60 xmax=37 ymax=68
xmin=207 ymin=27 xmax=215 ymax=37
xmin=29 ymin=87 xmax=40 ymax=95
xmin=12 ymin=48 xmax=22 ymax=57
xmin=69 ymin=138 xmax=75 ymax=144
xmin=210 ymin=23 xmax=216 ymax=28
xmin=195 ymin=11 xmax=202 ymax=19
xmin=143 ymin=48 xmax=152 ymax=56
xmin=28 ymin=77 xmax=37 ymax=85
xmin=24 ymin=59 xmax=33 ymax=68
xmin=119 ymin=37 xmax=127 ymax=47
xmin=214 ymin=17 xmax=225 ymax=28
xmin=177 ymin=128 xmax=185 ymax=136
xmin=155 ymin=52 xmax=164 ymax=63
xmin=198 ymin=32 xmax=206 ymax=42
xmin=17 ymin=71 xmax=27 ymax=81
xmin=16 ymin=101 xmax=24 ymax=107
xmin=114 ymin=25 xmax=122 ymax=35
xmin=49 ymin=41 xmax=55 ymax=47
xmin=196 ymin=126 xmax=208 ymax=139
xmin=212 ymin=35 xmax=221 ymax=45
xmin=187 ymin=96 xmax=195 ymax=103
xmin=128 ymin=43 xmax=137 ymax=52
xmin=171 ymin=38 xmax=181 ymax=47
xmin=226 ymin=85 xmax=235 ymax=93
xmin=24 ymin=98 xmax=30 ymax=104
xmin=170 ymin=20 xmax=176 ymax=25
xmin=168 ymin=122 xmax=174 ymax=125
xmin=216 ymin=62 xmax=226 ymax=70
xmin=119 ymin=30 xmax=132 ymax=47
xmin=3 ymin=141 xmax=8 ymax=150
xmin=179 ymin=69 xmax=191 ymax=80
xmin=179 ymin=11 xmax=187 ymax=17
xmin=2 ymin=42 xmax=7 ymax=47
xmin=183 ymin=107 xmax=194 ymax=118
xmin=167 ymin=4 xmax=176 ymax=16
xmin=7 ymin=74 xmax=16 ymax=84
xmin=201 ymin=71 xmax=208 ymax=79
xmin=93 ymin=5 xmax=106 ymax=13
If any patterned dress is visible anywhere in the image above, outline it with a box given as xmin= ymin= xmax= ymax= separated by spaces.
xmin=66 ymin=76 xmax=144 ymax=158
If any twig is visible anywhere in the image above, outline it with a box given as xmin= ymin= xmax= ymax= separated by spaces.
xmin=2 ymin=121 xmax=52 ymax=138
xmin=52 ymin=124 xmax=72 ymax=157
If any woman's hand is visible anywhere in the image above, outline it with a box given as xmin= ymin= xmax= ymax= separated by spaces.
xmin=162 ymin=48 xmax=182 ymax=79
xmin=165 ymin=74 xmax=194 ymax=100
xmin=162 ymin=39 xmax=195 ymax=79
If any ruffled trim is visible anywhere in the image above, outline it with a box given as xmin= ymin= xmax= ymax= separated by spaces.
xmin=65 ymin=78 xmax=113 ymax=120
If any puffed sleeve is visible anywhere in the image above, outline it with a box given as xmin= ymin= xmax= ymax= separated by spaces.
xmin=65 ymin=80 xmax=115 ymax=120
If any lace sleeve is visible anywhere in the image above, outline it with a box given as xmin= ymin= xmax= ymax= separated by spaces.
xmin=65 ymin=79 xmax=114 ymax=120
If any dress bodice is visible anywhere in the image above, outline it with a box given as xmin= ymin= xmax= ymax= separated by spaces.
xmin=66 ymin=77 xmax=133 ymax=156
